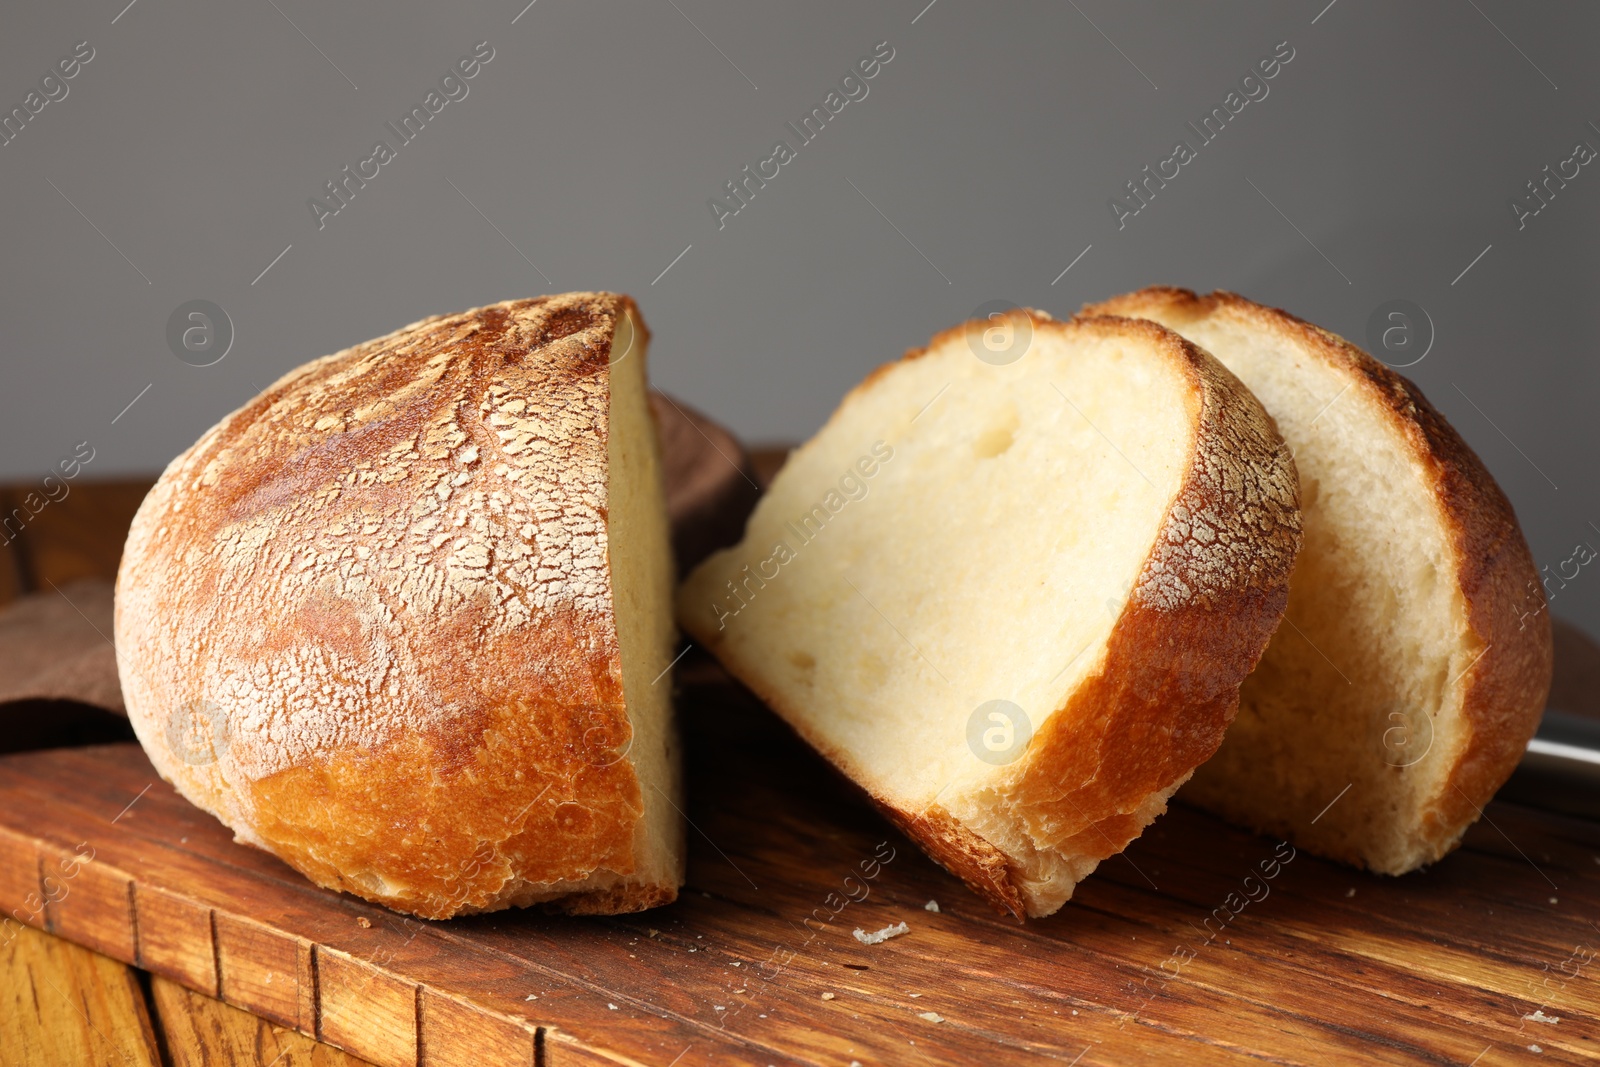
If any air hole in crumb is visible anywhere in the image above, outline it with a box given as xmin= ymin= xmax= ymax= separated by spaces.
xmin=973 ymin=409 xmax=1019 ymax=459
xmin=788 ymin=650 xmax=816 ymax=671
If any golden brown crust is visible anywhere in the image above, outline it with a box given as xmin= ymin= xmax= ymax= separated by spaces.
xmin=683 ymin=312 xmax=1301 ymax=919
xmin=548 ymin=879 xmax=680 ymax=916
xmin=873 ymin=799 xmax=1027 ymax=921
xmin=115 ymin=293 xmax=678 ymax=919
xmin=1081 ymin=287 xmax=1552 ymax=865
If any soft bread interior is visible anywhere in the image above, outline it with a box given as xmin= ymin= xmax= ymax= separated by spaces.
xmin=602 ymin=312 xmax=684 ymax=896
xmin=681 ymin=326 xmax=1195 ymax=877
xmin=1139 ymin=308 xmax=1475 ymax=872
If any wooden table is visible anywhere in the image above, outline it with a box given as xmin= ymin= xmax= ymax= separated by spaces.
xmin=3 ymin=475 xmax=1599 ymax=1067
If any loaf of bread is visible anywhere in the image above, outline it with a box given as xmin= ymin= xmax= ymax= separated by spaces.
xmin=677 ymin=311 xmax=1302 ymax=918
xmin=1081 ymin=288 xmax=1552 ymax=873
xmin=115 ymin=293 xmax=684 ymax=919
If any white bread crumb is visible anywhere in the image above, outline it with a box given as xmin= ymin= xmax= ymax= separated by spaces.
xmin=918 ymin=1011 xmax=945 ymax=1023
xmin=853 ymin=922 xmax=910 ymax=945
xmin=924 ymin=900 xmax=941 ymax=912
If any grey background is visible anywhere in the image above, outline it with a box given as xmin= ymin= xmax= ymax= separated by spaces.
xmin=3 ymin=0 xmax=1597 ymax=637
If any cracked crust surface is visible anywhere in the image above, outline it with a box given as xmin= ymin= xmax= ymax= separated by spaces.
xmin=115 ymin=293 xmax=681 ymax=919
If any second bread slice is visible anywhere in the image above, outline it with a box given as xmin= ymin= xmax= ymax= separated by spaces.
xmin=1081 ymin=288 xmax=1552 ymax=875
xmin=678 ymin=312 xmax=1302 ymax=918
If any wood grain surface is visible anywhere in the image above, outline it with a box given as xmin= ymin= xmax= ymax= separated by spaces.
xmin=0 ymin=921 xmax=161 ymax=1067
xmin=1 ymin=667 xmax=1597 ymax=1067
xmin=151 ymin=975 xmax=373 ymax=1067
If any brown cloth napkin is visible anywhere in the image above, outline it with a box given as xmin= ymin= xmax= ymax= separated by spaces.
xmin=650 ymin=392 xmax=762 ymax=576
xmin=0 ymin=392 xmax=759 ymax=723
xmin=0 ymin=578 xmax=123 ymax=713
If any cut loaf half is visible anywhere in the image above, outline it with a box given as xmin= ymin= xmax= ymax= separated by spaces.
xmin=677 ymin=312 xmax=1302 ymax=918
xmin=116 ymin=293 xmax=683 ymax=918
xmin=1081 ymin=288 xmax=1552 ymax=873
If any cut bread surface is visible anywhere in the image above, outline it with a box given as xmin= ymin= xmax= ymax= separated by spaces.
xmin=115 ymin=294 xmax=683 ymax=919
xmin=595 ymin=310 xmax=685 ymax=912
xmin=679 ymin=312 xmax=1301 ymax=918
xmin=1081 ymin=288 xmax=1552 ymax=874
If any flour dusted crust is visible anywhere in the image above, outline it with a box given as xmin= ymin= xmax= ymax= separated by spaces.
xmin=680 ymin=313 xmax=1302 ymax=919
xmin=1082 ymin=288 xmax=1552 ymax=872
xmin=115 ymin=293 xmax=683 ymax=919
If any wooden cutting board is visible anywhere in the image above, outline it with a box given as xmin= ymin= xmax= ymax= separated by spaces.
xmin=2 ymin=661 xmax=1597 ymax=1067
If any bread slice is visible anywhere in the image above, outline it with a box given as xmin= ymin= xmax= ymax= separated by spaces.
xmin=1080 ymin=288 xmax=1552 ymax=873
xmin=677 ymin=312 xmax=1301 ymax=918
xmin=115 ymin=293 xmax=684 ymax=918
